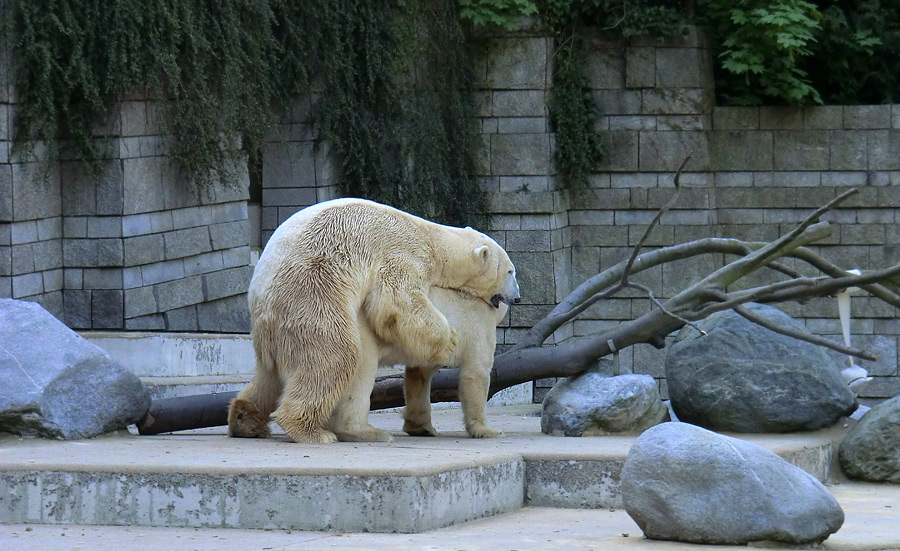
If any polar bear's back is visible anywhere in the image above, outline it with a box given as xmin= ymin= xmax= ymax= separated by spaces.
xmin=249 ymin=199 xmax=434 ymax=311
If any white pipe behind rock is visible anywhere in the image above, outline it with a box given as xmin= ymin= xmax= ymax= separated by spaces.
xmin=836 ymin=269 xmax=872 ymax=395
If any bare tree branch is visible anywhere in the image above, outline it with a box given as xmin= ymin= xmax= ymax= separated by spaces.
xmin=733 ymin=304 xmax=877 ymax=361
xmin=622 ymin=152 xmax=691 ymax=283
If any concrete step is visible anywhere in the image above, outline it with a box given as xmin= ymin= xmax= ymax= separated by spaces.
xmin=82 ymin=331 xmax=255 ymax=378
xmin=0 ymin=406 xmax=838 ymax=534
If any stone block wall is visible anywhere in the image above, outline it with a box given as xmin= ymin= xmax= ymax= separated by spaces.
xmin=546 ymin=31 xmax=900 ymax=404
xmin=1 ymin=58 xmax=253 ymax=331
xmin=475 ymin=34 xmax=573 ymax=348
xmin=260 ymin=99 xmax=339 ymax=246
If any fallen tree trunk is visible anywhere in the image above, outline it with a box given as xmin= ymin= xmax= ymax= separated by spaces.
xmin=137 ymin=359 xmax=571 ymax=434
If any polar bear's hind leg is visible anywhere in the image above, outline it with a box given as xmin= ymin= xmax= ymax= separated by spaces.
xmin=328 ymin=328 xmax=394 ymax=443
xmin=402 ymin=365 xmax=439 ymax=437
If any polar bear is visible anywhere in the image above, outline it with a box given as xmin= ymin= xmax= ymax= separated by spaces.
xmin=391 ymin=288 xmax=509 ymax=439
xmin=231 ymin=286 xmax=509 ymax=440
xmin=228 ymin=198 xmax=519 ymax=443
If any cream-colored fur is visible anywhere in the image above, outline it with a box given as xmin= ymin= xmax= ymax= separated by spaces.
xmin=228 ymin=198 xmax=518 ymax=444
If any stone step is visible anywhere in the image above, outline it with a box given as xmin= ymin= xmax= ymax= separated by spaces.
xmin=82 ymin=331 xmax=255 ymax=378
xmin=0 ymin=406 xmax=836 ymax=534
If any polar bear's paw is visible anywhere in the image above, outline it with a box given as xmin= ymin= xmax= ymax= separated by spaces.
xmin=428 ymin=326 xmax=458 ymax=365
xmin=466 ymin=421 xmax=502 ymax=439
xmin=334 ymin=425 xmax=394 ymax=443
xmin=228 ymin=398 xmax=272 ymax=438
xmin=279 ymin=422 xmax=338 ymax=444
xmin=403 ymin=419 xmax=438 ymax=437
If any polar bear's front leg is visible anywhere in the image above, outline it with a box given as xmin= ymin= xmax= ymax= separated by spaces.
xmin=459 ymin=361 xmax=502 ymax=439
xmin=403 ymin=365 xmax=439 ymax=437
xmin=366 ymin=285 xmax=457 ymax=366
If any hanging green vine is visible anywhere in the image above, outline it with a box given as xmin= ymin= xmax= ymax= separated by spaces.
xmin=3 ymin=0 xmax=482 ymax=225
xmin=548 ymin=33 xmax=605 ymax=189
xmin=541 ymin=0 xmax=686 ymax=189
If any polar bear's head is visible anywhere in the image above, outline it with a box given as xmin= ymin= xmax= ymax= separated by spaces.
xmin=459 ymin=231 xmax=520 ymax=309
xmin=473 ymin=243 xmax=520 ymax=308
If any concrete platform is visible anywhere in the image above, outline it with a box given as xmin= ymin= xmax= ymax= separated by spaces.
xmin=0 ymin=404 xmax=860 ymax=538
xmin=2 ymin=483 xmax=898 ymax=551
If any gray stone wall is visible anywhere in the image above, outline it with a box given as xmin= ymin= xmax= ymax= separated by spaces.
xmin=260 ymin=99 xmax=339 ymax=245
xmin=1 ymin=68 xmax=253 ymax=331
xmin=548 ymin=30 xmax=900 ymax=404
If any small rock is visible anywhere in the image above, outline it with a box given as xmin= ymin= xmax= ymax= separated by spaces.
xmin=0 ymin=299 xmax=150 ymax=439
xmin=622 ymin=422 xmax=844 ymax=545
xmin=541 ymin=373 xmax=669 ymax=436
xmin=666 ymin=303 xmax=857 ymax=433
xmin=839 ymin=395 xmax=900 ymax=483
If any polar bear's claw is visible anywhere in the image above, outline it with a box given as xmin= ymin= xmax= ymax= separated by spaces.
xmin=467 ymin=422 xmax=502 ymax=439
xmin=403 ymin=421 xmax=439 ymax=437
xmin=284 ymin=428 xmax=338 ymax=444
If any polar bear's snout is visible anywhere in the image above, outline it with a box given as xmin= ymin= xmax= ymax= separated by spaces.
xmin=491 ymin=268 xmax=520 ymax=308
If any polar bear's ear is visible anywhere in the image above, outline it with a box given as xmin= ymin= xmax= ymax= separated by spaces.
xmin=474 ymin=245 xmax=490 ymax=262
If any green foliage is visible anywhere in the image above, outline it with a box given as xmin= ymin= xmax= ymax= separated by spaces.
xmin=543 ymin=0 xmax=685 ymax=38
xmin=4 ymin=0 xmax=483 ymax=225
xmin=548 ymin=37 xmax=604 ymax=189
xmin=7 ymin=0 xmax=278 ymax=186
xmin=802 ymin=0 xmax=900 ymax=104
xmin=699 ymin=0 xmax=824 ymax=105
xmin=458 ymin=0 xmax=538 ymax=29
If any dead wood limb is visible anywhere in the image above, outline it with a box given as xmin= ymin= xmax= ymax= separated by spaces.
xmin=732 ymin=304 xmax=877 ymax=361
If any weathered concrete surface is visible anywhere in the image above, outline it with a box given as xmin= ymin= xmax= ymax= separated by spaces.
xmin=0 ymin=463 xmax=524 ymax=533
xmin=81 ymin=331 xmax=255 ymax=378
xmin=0 ymin=484 xmax=898 ymax=551
xmin=0 ymin=405 xmax=840 ymax=533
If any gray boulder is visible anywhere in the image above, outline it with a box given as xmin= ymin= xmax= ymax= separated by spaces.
xmin=622 ymin=422 xmax=844 ymax=545
xmin=541 ymin=372 xmax=669 ymax=436
xmin=0 ymin=299 xmax=150 ymax=439
xmin=839 ymin=395 xmax=900 ymax=483
xmin=666 ymin=303 xmax=857 ymax=432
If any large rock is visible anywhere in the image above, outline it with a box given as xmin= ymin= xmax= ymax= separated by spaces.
xmin=0 ymin=299 xmax=150 ymax=439
xmin=622 ymin=422 xmax=844 ymax=545
xmin=666 ymin=303 xmax=857 ymax=432
xmin=839 ymin=395 xmax=900 ymax=483
xmin=541 ymin=373 xmax=669 ymax=436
